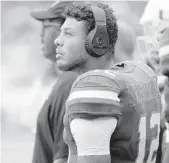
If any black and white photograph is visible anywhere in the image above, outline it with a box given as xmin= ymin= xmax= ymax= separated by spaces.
xmin=1 ymin=0 xmax=169 ymax=163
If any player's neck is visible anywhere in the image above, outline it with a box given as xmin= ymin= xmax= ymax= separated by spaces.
xmin=72 ymin=58 xmax=113 ymax=74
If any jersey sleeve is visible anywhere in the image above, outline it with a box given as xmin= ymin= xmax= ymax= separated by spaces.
xmin=49 ymin=72 xmax=79 ymax=161
xmin=66 ymin=70 xmax=122 ymax=122
xmin=70 ymin=117 xmax=117 ymax=163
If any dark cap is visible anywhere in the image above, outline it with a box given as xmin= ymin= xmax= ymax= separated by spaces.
xmin=31 ymin=0 xmax=73 ymax=21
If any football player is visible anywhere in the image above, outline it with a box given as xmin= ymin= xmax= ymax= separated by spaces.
xmin=55 ymin=2 xmax=161 ymax=163
xmin=139 ymin=1 xmax=169 ymax=162
xmin=64 ymin=61 xmax=162 ymax=163
xmin=33 ymin=1 xmax=118 ymax=163
xmin=159 ymin=26 xmax=169 ymax=163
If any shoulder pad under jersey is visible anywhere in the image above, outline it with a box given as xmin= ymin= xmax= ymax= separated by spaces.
xmin=66 ymin=69 xmax=122 ymax=108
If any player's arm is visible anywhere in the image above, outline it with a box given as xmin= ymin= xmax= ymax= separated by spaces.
xmin=66 ymin=71 xmax=122 ymax=163
xmin=51 ymin=72 xmax=79 ymax=163
xmin=70 ymin=113 xmax=117 ymax=163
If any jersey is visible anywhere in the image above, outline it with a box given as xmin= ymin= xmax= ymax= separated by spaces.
xmin=159 ymin=78 xmax=169 ymax=163
xmin=164 ymin=78 xmax=169 ymax=122
xmin=64 ymin=61 xmax=162 ymax=163
xmin=32 ymin=71 xmax=78 ymax=163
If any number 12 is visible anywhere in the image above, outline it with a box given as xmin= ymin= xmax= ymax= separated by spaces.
xmin=136 ymin=113 xmax=160 ymax=163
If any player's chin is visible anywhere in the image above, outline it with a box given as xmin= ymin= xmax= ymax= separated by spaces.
xmin=56 ymin=60 xmax=70 ymax=72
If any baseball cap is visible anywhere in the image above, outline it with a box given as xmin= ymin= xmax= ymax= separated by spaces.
xmin=31 ymin=0 xmax=73 ymax=21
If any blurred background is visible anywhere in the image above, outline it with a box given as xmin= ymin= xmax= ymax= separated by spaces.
xmin=1 ymin=1 xmax=148 ymax=163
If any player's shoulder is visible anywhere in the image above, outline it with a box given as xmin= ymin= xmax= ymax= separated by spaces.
xmin=111 ymin=61 xmax=157 ymax=85
xmin=70 ymin=61 xmax=157 ymax=89
xmin=70 ymin=61 xmax=140 ymax=88
xmin=121 ymin=61 xmax=157 ymax=77
xmin=72 ymin=69 xmax=119 ymax=86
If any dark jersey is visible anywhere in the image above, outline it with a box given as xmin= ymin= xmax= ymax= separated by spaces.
xmin=32 ymin=71 xmax=78 ymax=163
xmin=65 ymin=61 xmax=162 ymax=163
xmin=164 ymin=78 xmax=169 ymax=122
xmin=158 ymin=78 xmax=169 ymax=163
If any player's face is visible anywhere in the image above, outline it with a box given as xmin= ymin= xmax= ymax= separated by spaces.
xmin=41 ymin=19 xmax=62 ymax=62
xmin=54 ymin=17 xmax=89 ymax=71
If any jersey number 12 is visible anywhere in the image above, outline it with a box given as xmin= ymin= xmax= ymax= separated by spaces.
xmin=136 ymin=113 xmax=160 ymax=163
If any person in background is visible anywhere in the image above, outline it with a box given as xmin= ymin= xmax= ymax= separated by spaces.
xmin=31 ymin=0 xmax=69 ymax=78
xmin=145 ymin=24 xmax=169 ymax=163
xmin=158 ymin=27 xmax=169 ymax=163
xmin=20 ymin=1 xmax=70 ymax=133
xmin=139 ymin=0 xmax=169 ymax=162
xmin=31 ymin=1 xmax=78 ymax=163
xmin=145 ymin=23 xmax=169 ymax=163
xmin=31 ymin=1 xmax=68 ymax=63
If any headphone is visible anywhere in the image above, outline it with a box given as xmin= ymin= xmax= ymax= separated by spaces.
xmin=85 ymin=6 xmax=110 ymax=57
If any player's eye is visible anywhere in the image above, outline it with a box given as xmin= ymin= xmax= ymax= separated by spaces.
xmin=64 ymin=31 xmax=72 ymax=36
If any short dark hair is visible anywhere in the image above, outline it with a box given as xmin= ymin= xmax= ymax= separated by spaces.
xmin=64 ymin=3 xmax=118 ymax=56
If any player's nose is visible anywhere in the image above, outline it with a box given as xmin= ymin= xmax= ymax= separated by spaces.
xmin=54 ymin=35 xmax=63 ymax=47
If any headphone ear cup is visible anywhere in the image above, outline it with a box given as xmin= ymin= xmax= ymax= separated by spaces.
xmin=85 ymin=28 xmax=99 ymax=57
xmin=85 ymin=6 xmax=110 ymax=57
xmin=85 ymin=25 xmax=110 ymax=57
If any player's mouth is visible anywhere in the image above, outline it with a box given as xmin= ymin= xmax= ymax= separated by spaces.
xmin=56 ymin=51 xmax=63 ymax=59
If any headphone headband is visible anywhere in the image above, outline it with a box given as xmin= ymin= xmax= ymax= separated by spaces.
xmin=91 ymin=6 xmax=107 ymax=25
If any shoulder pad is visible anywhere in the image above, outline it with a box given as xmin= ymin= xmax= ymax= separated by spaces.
xmin=67 ymin=69 xmax=122 ymax=108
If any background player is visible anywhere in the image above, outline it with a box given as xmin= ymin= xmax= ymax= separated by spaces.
xmin=139 ymin=1 xmax=169 ymax=162
xmin=159 ymin=24 xmax=169 ymax=163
